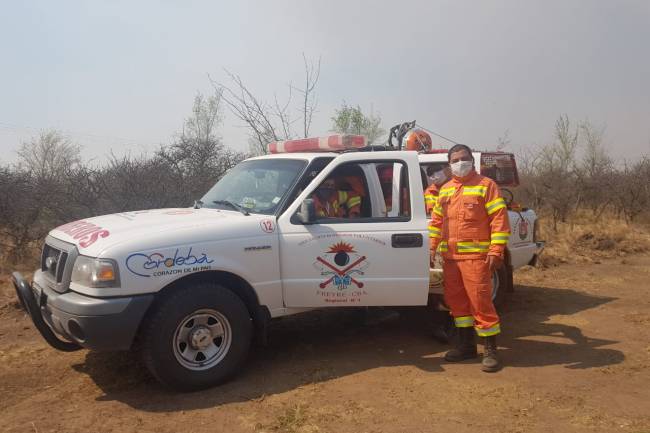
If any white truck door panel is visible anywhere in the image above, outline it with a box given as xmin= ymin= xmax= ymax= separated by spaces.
xmin=507 ymin=209 xmax=538 ymax=268
xmin=277 ymin=152 xmax=429 ymax=308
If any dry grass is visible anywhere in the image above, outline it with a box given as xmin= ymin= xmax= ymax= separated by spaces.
xmin=537 ymin=211 xmax=650 ymax=267
xmin=0 ymin=237 xmax=40 ymax=274
xmin=0 ymin=235 xmax=36 ymax=312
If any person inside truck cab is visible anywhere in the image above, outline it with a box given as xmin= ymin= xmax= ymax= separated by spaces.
xmin=424 ymin=164 xmax=451 ymax=216
xmin=312 ymin=176 xmax=361 ymax=218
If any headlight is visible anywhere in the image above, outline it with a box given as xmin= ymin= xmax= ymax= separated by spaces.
xmin=71 ymin=256 xmax=120 ymax=288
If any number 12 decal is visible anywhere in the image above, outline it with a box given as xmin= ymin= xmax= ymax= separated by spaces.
xmin=260 ymin=219 xmax=275 ymax=233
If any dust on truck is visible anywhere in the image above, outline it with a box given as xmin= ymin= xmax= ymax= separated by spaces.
xmin=12 ymin=134 xmax=544 ymax=391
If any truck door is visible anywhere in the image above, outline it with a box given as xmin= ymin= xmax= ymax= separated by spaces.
xmin=276 ymin=152 xmax=430 ymax=308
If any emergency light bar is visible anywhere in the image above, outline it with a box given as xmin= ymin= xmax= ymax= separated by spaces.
xmin=267 ymin=134 xmax=367 ymax=154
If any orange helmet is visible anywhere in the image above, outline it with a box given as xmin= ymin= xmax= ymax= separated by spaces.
xmin=402 ymin=129 xmax=432 ymax=152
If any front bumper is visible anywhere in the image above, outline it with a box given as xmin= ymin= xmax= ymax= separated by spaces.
xmin=12 ymin=271 xmax=153 ymax=351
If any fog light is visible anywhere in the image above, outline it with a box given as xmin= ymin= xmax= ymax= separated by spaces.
xmin=67 ymin=320 xmax=85 ymax=342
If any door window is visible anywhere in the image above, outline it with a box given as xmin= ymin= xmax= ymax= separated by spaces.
xmin=306 ymin=161 xmax=411 ymax=221
xmin=376 ymin=162 xmax=410 ymax=218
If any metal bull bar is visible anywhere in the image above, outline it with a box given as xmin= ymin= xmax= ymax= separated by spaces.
xmin=11 ymin=272 xmax=81 ymax=352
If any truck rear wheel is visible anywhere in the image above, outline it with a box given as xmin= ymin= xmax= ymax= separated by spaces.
xmin=140 ymin=282 xmax=252 ymax=391
xmin=491 ymin=266 xmax=510 ymax=308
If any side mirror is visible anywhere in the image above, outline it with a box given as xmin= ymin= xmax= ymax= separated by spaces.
xmin=297 ymin=198 xmax=316 ymax=224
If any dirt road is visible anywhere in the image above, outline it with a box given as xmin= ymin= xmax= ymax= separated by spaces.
xmin=2 ymin=255 xmax=649 ymax=433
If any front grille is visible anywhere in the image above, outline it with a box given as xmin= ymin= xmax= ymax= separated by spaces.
xmin=42 ymin=244 xmax=69 ymax=283
xmin=40 ymin=236 xmax=78 ymax=295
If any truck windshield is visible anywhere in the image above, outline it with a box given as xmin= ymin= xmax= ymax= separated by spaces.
xmin=200 ymin=159 xmax=307 ymax=215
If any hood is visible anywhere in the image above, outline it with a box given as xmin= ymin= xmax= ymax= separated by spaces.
xmin=49 ymin=208 xmax=273 ymax=257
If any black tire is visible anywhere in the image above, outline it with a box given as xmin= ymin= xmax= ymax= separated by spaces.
xmin=140 ymin=282 xmax=252 ymax=391
xmin=491 ymin=265 xmax=511 ymax=308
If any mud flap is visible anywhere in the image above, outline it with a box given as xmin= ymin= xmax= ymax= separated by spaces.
xmin=11 ymin=272 xmax=81 ymax=352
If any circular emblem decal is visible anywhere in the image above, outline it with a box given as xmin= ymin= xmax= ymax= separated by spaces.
xmin=260 ymin=219 xmax=275 ymax=233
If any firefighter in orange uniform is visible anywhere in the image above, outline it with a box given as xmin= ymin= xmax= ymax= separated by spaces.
xmin=312 ymin=177 xmax=362 ymax=218
xmin=429 ymin=144 xmax=510 ymax=372
xmin=424 ymin=166 xmax=451 ymax=216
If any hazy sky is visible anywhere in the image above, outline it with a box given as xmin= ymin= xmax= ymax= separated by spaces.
xmin=1 ymin=0 xmax=649 ymax=163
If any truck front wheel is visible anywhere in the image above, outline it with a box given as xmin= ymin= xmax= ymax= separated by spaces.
xmin=140 ymin=282 xmax=252 ymax=391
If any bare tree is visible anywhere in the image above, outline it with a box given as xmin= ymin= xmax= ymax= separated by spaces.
xmin=496 ymin=129 xmax=511 ymax=151
xmin=0 ymin=131 xmax=82 ymax=262
xmin=0 ymin=92 xmax=247 ymax=261
xmin=515 ymin=144 xmax=544 ymax=210
xmin=99 ymin=152 xmax=181 ymax=211
xmin=554 ymin=114 xmax=580 ymax=173
xmin=294 ymin=53 xmax=321 ymax=138
xmin=17 ymin=130 xmax=81 ymax=180
xmin=212 ymin=55 xmax=321 ymax=155
xmin=214 ymin=70 xmax=284 ymax=155
xmin=577 ymin=120 xmax=613 ymax=219
xmin=0 ymin=167 xmax=36 ymax=262
xmin=156 ymin=91 xmax=243 ymax=203
xmin=614 ymin=157 xmax=650 ymax=224
xmin=522 ymin=115 xmax=580 ymax=231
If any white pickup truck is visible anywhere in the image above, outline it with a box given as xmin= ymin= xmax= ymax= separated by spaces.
xmin=13 ymin=139 xmax=543 ymax=391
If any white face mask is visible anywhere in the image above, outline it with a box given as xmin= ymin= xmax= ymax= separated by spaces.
xmin=450 ymin=160 xmax=473 ymax=177
xmin=428 ymin=169 xmax=447 ymax=186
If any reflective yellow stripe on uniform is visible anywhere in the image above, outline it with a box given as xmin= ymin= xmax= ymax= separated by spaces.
xmin=454 ymin=316 xmax=475 ymax=328
xmin=439 ymin=187 xmax=456 ymax=198
xmin=438 ymin=241 xmax=449 ymax=252
xmin=462 ymin=185 xmax=487 ymax=197
xmin=347 ymin=196 xmax=361 ymax=208
xmin=476 ymin=324 xmax=501 ymax=337
xmin=433 ymin=204 xmax=443 ymax=217
xmin=456 ymin=241 xmax=490 ymax=253
xmin=424 ymin=194 xmax=438 ymax=204
xmin=485 ymin=197 xmax=507 ymax=215
xmin=490 ymin=231 xmax=510 ymax=245
xmin=428 ymin=226 xmax=441 ymax=238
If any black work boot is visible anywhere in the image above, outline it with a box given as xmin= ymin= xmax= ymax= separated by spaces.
xmin=444 ymin=327 xmax=478 ymax=362
xmin=482 ymin=336 xmax=501 ymax=372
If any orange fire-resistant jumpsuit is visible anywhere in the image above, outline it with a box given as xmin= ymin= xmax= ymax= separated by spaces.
xmin=313 ymin=191 xmax=361 ymax=218
xmin=424 ymin=183 xmax=439 ymax=217
xmin=428 ymin=170 xmax=510 ymax=337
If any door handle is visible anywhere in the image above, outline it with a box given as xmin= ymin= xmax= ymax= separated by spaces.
xmin=391 ymin=233 xmax=423 ymax=248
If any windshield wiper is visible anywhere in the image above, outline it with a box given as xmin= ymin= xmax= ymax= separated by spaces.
xmin=194 ymin=200 xmax=203 ymax=209
xmin=212 ymin=200 xmax=250 ymax=216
